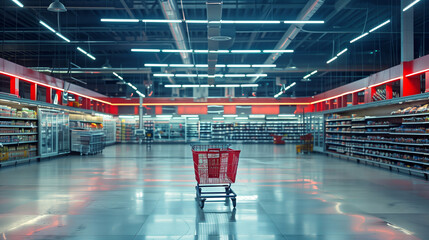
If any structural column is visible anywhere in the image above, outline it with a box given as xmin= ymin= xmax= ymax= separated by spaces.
xmin=386 ymin=83 xmax=393 ymax=99
xmin=329 ymin=99 xmax=335 ymax=110
xmin=342 ymin=95 xmax=348 ymax=107
xmin=30 ymin=83 xmax=37 ymax=101
xmin=352 ymin=92 xmax=358 ymax=105
xmin=336 ymin=97 xmax=342 ymax=108
xmin=46 ymin=87 xmax=52 ymax=104
xmin=401 ymin=0 xmax=418 ymax=97
xmin=10 ymin=77 xmax=19 ymax=96
xmin=56 ymin=90 xmax=62 ymax=105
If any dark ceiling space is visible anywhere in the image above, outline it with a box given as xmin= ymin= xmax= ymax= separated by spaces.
xmin=1 ymin=0 xmax=428 ymax=98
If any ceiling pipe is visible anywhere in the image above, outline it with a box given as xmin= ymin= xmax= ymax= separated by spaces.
xmin=159 ymin=0 xmax=193 ymax=84
xmin=249 ymin=0 xmax=325 ymax=83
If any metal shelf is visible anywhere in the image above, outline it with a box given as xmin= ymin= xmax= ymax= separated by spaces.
xmin=0 ymin=140 xmax=38 ymax=146
xmin=326 ymin=125 xmax=352 ymax=127
xmin=0 ymin=133 xmax=38 ymax=136
xmin=402 ymin=122 xmax=429 ymax=125
xmin=326 ymin=118 xmax=353 ymax=122
xmin=0 ymin=125 xmax=37 ymax=128
xmin=365 ymin=146 xmax=429 ymax=156
xmin=0 ymin=116 xmax=37 ymax=120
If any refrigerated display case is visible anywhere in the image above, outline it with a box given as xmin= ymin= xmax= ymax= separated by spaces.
xmin=305 ymin=113 xmax=324 ymax=152
xmin=38 ymin=109 xmax=70 ymax=157
xmin=103 ymin=118 xmax=116 ymax=145
xmin=38 ymin=109 xmax=58 ymax=157
xmin=58 ymin=111 xmax=70 ymax=154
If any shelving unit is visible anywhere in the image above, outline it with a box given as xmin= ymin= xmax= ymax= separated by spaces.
xmin=185 ymin=119 xmax=199 ymax=142
xmin=325 ymin=112 xmax=429 ymax=179
xmin=0 ymin=110 xmax=39 ymax=163
xmin=199 ymin=122 xmax=212 ymax=141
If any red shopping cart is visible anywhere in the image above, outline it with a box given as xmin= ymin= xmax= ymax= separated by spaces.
xmin=192 ymin=144 xmax=241 ymax=209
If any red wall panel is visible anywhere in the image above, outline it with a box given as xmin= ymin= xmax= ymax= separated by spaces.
xmin=251 ymin=105 xmax=279 ymax=114
xmin=177 ymin=106 xmax=208 ymax=115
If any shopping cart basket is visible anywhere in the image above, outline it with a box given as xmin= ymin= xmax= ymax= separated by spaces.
xmin=192 ymin=144 xmax=241 ymax=209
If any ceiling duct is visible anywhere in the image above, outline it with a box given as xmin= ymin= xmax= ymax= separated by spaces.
xmin=250 ymin=0 xmax=325 ymax=83
xmin=207 ymin=0 xmax=223 ymax=85
xmin=160 ymin=0 xmax=193 ymax=84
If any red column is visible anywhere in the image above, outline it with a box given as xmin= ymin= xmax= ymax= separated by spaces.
xmin=386 ymin=83 xmax=393 ymax=99
xmin=342 ymin=95 xmax=348 ymax=107
xmin=155 ymin=106 xmax=163 ymax=115
xmin=329 ymin=99 xmax=335 ymax=110
xmin=337 ymin=97 xmax=342 ymax=108
xmin=105 ymin=104 xmax=110 ymax=113
xmin=56 ymin=90 xmax=62 ymax=105
xmin=10 ymin=77 xmax=19 ymax=96
xmin=224 ymin=106 xmax=236 ymax=114
xmin=86 ymin=99 xmax=91 ymax=110
xmin=30 ymin=83 xmax=37 ymax=101
xmin=46 ymin=87 xmax=52 ymax=104
xmin=352 ymin=92 xmax=358 ymax=105
xmin=402 ymin=61 xmax=420 ymax=97
xmin=425 ymin=72 xmax=429 ymax=93
xmin=110 ymin=106 xmax=118 ymax=115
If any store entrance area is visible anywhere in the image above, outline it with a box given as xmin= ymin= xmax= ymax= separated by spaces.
xmin=0 ymin=144 xmax=428 ymax=239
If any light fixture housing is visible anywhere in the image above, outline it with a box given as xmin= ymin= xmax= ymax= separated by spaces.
xmin=47 ymin=0 xmax=67 ymax=12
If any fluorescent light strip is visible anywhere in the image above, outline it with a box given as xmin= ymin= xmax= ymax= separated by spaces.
xmin=241 ymin=84 xmax=259 ymax=87
xmin=403 ymin=0 xmax=420 ymax=11
xmin=230 ymin=50 xmax=261 ymax=53
xmin=326 ymin=56 xmax=337 ymax=64
xmin=311 ymin=70 xmax=318 ymax=75
xmin=284 ymin=20 xmax=324 ymax=24
xmin=183 ymin=115 xmax=199 ymax=117
xmin=11 ymin=0 xmax=24 ymax=7
xmin=157 ymin=115 xmax=173 ymax=118
xmin=236 ymin=117 xmax=249 ymax=120
xmin=215 ymin=64 xmax=226 ymax=68
xmin=39 ymin=21 xmax=56 ymax=33
xmin=213 ymin=117 xmax=224 ymax=120
xmin=209 ymin=50 xmax=229 ymax=53
xmin=169 ymin=64 xmax=194 ymax=67
xmin=252 ymin=64 xmax=276 ymax=68
xmin=142 ymin=19 xmax=182 ymax=23
xmin=224 ymin=74 xmax=245 ymax=78
xmin=200 ymin=85 xmax=214 ymax=87
xmin=217 ymin=84 xmax=240 ymax=87
xmin=101 ymin=19 xmax=139 ymax=23
xmin=336 ymin=48 xmax=348 ymax=57
xmin=303 ymin=74 xmax=311 ymax=79
xmin=77 ymin=47 xmax=88 ymax=55
xmin=154 ymin=73 xmax=174 ymax=77
xmin=223 ymin=115 xmax=238 ymax=117
xmin=145 ymin=63 xmax=168 ymax=67
xmin=165 ymin=85 xmax=181 ymax=88
xmin=175 ymin=74 xmax=197 ymax=77
xmin=55 ymin=33 xmax=71 ymax=43
xmin=350 ymin=32 xmax=369 ymax=43
xmin=112 ymin=72 xmax=123 ymax=80
xmin=246 ymin=74 xmax=267 ymax=77
xmin=162 ymin=49 xmax=193 ymax=53
xmin=131 ymin=49 xmax=161 ymax=52
xmin=194 ymin=50 xmax=209 ymax=53
xmin=249 ymin=115 xmax=265 ymax=118
xmin=182 ymin=85 xmax=200 ymax=87
xmin=195 ymin=64 xmax=208 ymax=68
xmin=227 ymin=64 xmax=251 ymax=68
xmin=279 ymin=114 xmax=295 ymax=117
xmin=221 ymin=20 xmax=281 ymax=24
xmin=262 ymin=50 xmax=294 ymax=53
xmin=77 ymin=47 xmax=96 ymax=60
xmin=369 ymin=20 xmax=391 ymax=33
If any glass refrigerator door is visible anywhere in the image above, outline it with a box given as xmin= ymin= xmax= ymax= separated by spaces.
xmin=39 ymin=109 xmax=59 ymax=157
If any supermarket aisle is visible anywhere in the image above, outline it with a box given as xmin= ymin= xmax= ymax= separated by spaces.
xmin=0 ymin=144 xmax=428 ymax=239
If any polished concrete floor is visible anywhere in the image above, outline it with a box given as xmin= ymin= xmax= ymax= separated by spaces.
xmin=0 ymin=144 xmax=428 ymax=239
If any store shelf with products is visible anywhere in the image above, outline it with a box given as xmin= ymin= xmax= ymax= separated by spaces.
xmin=185 ymin=120 xmax=199 ymax=142
xmin=0 ymin=104 xmax=39 ymax=163
xmin=325 ymin=104 xmax=429 ymax=179
xmin=199 ymin=122 xmax=212 ymax=141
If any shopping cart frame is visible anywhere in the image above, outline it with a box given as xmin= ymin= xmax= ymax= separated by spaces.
xmin=191 ymin=144 xmax=240 ymax=209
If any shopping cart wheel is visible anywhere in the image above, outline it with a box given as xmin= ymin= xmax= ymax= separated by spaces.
xmin=231 ymin=197 xmax=237 ymax=208
xmin=200 ymin=198 xmax=206 ymax=209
